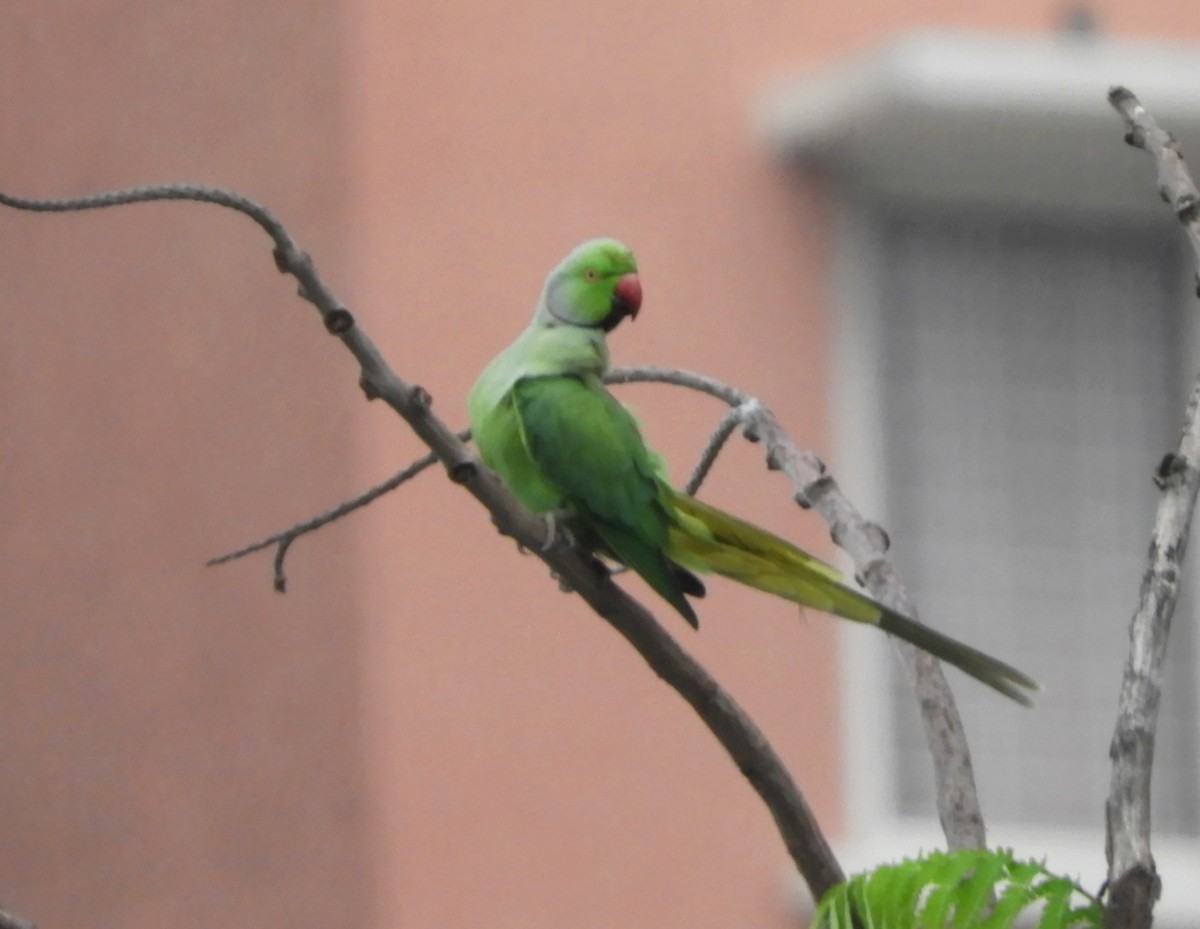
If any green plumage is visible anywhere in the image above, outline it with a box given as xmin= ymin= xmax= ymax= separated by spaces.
xmin=512 ymin=374 xmax=699 ymax=624
xmin=468 ymin=239 xmax=1038 ymax=705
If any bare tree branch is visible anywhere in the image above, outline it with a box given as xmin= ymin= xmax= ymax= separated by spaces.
xmin=676 ymin=399 xmax=760 ymax=494
xmin=206 ymin=435 xmax=467 ymax=590
xmin=1109 ymin=87 xmax=1200 ymax=274
xmin=609 ymin=365 xmax=988 ymax=851
xmin=1102 ymin=86 xmax=1200 ymax=929
xmin=0 ymin=184 xmax=847 ymax=902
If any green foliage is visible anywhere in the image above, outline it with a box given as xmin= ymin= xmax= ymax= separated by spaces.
xmin=812 ymin=848 xmax=1102 ymax=929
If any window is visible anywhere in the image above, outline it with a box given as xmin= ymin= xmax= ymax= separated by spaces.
xmin=877 ymin=207 xmax=1196 ymax=835
xmin=832 ymin=200 xmax=1199 ymax=923
xmin=761 ymin=30 xmax=1200 ymax=924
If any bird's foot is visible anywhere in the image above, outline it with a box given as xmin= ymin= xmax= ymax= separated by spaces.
xmin=514 ymin=511 xmax=574 ymax=556
xmin=540 ymin=510 xmax=576 ymax=552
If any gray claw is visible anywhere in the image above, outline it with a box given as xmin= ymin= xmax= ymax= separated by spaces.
xmin=540 ymin=511 xmax=575 ymax=552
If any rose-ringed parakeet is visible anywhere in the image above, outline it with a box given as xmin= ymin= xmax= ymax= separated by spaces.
xmin=468 ymin=239 xmax=1037 ymax=705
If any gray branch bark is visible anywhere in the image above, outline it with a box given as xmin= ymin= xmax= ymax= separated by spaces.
xmin=1103 ymin=86 xmax=1200 ymax=929
xmin=609 ymin=366 xmax=988 ymax=851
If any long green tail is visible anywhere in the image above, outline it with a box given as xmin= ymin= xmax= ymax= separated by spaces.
xmin=875 ymin=607 xmax=1038 ymax=706
xmin=664 ymin=489 xmax=1039 ymax=706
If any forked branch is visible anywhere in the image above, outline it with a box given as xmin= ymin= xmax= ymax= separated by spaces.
xmin=207 ymin=441 xmax=462 ymax=591
xmin=0 ymin=182 xmax=846 ymax=902
xmin=608 ymin=366 xmax=988 ymax=850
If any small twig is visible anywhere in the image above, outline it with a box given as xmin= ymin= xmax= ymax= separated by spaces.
xmin=609 ymin=365 xmax=988 ymax=851
xmin=272 ymin=535 xmax=294 ymax=593
xmin=1102 ymin=87 xmax=1200 ymax=929
xmin=0 ymin=183 xmax=290 ymax=242
xmin=0 ymin=183 xmax=847 ymax=902
xmin=679 ymin=400 xmax=762 ymax=495
xmin=1108 ymin=87 xmax=1200 ymax=280
xmin=206 ymin=435 xmax=467 ymax=590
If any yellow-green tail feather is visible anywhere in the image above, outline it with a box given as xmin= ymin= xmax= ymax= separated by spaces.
xmin=664 ymin=489 xmax=1038 ymax=705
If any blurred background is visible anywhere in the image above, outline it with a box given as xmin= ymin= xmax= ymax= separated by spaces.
xmin=3 ymin=2 xmax=1200 ymax=927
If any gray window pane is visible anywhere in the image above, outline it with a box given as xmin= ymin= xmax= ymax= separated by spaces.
xmin=874 ymin=207 xmax=1199 ymax=835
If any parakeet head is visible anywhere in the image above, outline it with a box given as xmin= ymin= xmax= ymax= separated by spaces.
xmin=537 ymin=238 xmax=642 ymax=332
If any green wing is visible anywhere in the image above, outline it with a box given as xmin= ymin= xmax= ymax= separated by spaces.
xmin=511 ymin=374 xmax=699 ymax=626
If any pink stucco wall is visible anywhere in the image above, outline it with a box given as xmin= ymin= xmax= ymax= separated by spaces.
xmin=3 ymin=2 xmax=1196 ymax=929
xmin=1 ymin=5 xmax=370 ymax=929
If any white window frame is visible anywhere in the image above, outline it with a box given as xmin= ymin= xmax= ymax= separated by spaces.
xmin=830 ymin=194 xmax=1200 ymax=925
xmin=759 ymin=30 xmax=1200 ymax=924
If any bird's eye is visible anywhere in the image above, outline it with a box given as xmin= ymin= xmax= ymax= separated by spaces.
xmin=583 ymin=269 xmax=599 ymax=282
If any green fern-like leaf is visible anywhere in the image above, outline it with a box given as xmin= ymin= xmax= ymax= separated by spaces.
xmin=812 ymin=848 xmax=1102 ymax=929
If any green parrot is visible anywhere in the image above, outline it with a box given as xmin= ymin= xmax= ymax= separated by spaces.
xmin=468 ymin=238 xmax=1037 ymax=705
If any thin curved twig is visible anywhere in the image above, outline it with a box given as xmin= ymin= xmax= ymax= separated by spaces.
xmin=609 ymin=365 xmax=988 ymax=851
xmin=1102 ymin=86 xmax=1200 ymax=929
xmin=206 ymin=433 xmax=468 ymax=590
xmin=0 ymin=183 xmax=847 ymax=902
xmin=0 ymin=183 xmax=290 ymax=241
xmin=679 ymin=400 xmax=762 ymax=495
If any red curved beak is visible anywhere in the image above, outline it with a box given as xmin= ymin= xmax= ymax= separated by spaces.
xmin=613 ymin=272 xmax=643 ymax=321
